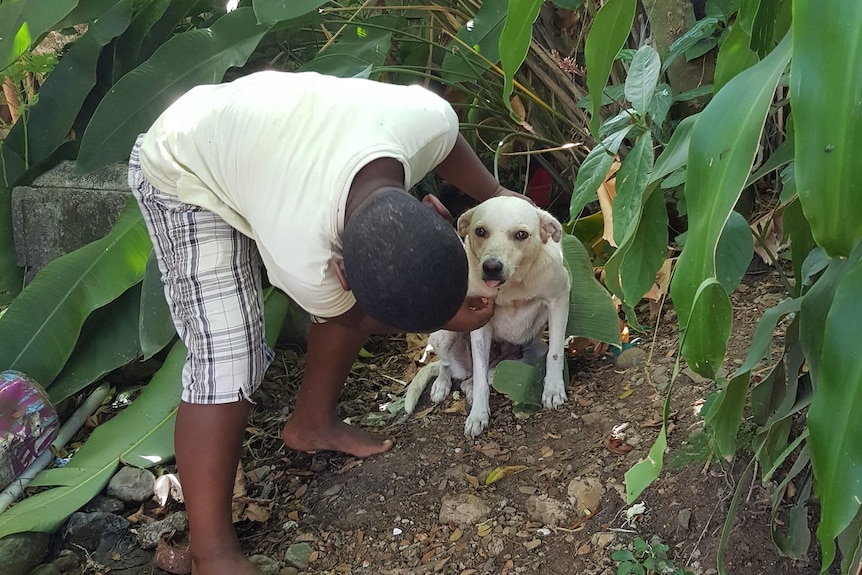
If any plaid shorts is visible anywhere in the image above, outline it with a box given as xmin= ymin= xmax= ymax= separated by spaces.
xmin=128 ymin=134 xmax=275 ymax=404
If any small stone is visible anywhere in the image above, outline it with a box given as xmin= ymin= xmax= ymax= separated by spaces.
xmin=249 ymin=554 xmax=281 ymax=574
xmin=567 ymin=478 xmax=604 ymax=516
xmin=53 ymin=549 xmax=80 ymax=572
xmin=136 ymin=511 xmax=189 ymax=549
xmin=678 ymin=508 xmax=692 ymax=531
xmin=28 ymin=564 xmax=60 ymax=575
xmin=615 ymin=347 xmax=647 ymax=370
xmin=280 ymin=568 xmax=300 ymax=575
xmin=0 ymin=532 xmax=51 ymax=575
xmin=525 ymin=495 xmax=570 ymax=527
xmin=106 ymin=466 xmax=156 ymax=504
xmin=591 ymin=531 xmax=616 ymax=548
xmin=284 ymin=543 xmax=314 ymax=569
xmin=488 ymin=537 xmax=505 ymax=556
xmin=438 ymin=493 xmax=491 ymax=526
xmin=83 ymin=495 xmax=125 ymax=514
xmin=580 ymin=412 xmax=609 ymax=430
xmin=323 ymin=483 xmax=343 ymax=497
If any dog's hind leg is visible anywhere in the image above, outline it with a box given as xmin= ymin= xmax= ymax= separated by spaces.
xmin=430 ymin=331 xmax=471 ymax=404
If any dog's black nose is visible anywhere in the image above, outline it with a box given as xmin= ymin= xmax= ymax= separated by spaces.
xmin=482 ymin=258 xmax=504 ymax=278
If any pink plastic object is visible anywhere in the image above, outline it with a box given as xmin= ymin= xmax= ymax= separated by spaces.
xmin=0 ymin=370 xmax=59 ymax=491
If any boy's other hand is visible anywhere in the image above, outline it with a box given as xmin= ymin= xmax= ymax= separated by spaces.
xmin=441 ymin=296 xmax=494 ymax=332
xmin=491 ymin=186 xmax=535 ymax=205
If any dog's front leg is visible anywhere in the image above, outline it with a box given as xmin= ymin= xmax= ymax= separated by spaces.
xmin=464 ymin=324 xmax=493 ymax=438
xmin=542 ymin=295 xmax=569 ymax=409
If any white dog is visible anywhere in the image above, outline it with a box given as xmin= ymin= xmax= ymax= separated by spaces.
xmin=404 ymin=196 xmax=571 ymax=437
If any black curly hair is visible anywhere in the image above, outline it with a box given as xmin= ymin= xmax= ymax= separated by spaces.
xmin=342 ymin=189 xmax=467 ymax=332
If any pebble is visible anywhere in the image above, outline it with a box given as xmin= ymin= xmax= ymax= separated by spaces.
xmin=677 ymin=508 xmax=692 ymax=531
xmin=323 ymin=483 xmax=343 ymax=497
xmin=83 ymin=495 xmax=125 ymax=514
xmin=591 ymin=532 xmax=616 ymax=548
xmin=52 ymin=549 xmax=80 ymax=572
xmin=438 ymin=492 xmax=491 ymax=526
xmin=0 ymin=532 xmax=51 ymax=575
xmin=525 ymin=495 xmax=570 ymax=527
xmin=580 ymin=412 xmax=609 ymax=430
xmin=284 ymin=542 xmax=313 ymax=569
xmin=249 ymin=554 xmax=281 ymax=574
xmin=136 ymin=511 xmax=189 ymax=549
xmin=106 ymin=466 xmax=156 ymax=504
xmin=615 ymin=347 xmax=647 ymax=369
xmin=567 ymin=477 xmax=604 ymax=516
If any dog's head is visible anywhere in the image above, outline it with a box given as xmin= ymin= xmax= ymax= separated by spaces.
xmin=457 ymin=196 xmax=562 ymax=288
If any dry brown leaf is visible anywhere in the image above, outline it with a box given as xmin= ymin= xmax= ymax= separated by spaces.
xmin=539 ymin=446 xmax=554 ymax=459
xmin=443 ymin=398 xmax=466 ymax=413
xmin=465 ymin=474 xmax=480 ymax=489
xmin=595 ymin=160 xmax=621 ymax=246
xmin=449 ymin=528 xmax=463 ymax=542
xmin=295 ymin=483 xmax=308 ymax=498
xmin=510 ymin=95 xmax=527 ymax=122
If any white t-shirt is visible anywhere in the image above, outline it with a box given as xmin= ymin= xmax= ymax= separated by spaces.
xmin=139 ymin=71 xmax=460 ymax=318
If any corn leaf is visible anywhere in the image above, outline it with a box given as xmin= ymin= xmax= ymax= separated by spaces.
xmin=498 ymin=0 xmax=542 ymax=117
xmin=791 ymin=0 xmax=862 ymax=258
xmin=669 ymin=33 xmax=790 ymax=378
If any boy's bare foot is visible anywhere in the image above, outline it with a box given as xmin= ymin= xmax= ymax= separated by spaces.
xmin=282 ymin=417 xmax=394 ymax=458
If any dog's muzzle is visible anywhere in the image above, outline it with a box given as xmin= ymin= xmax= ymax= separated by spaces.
xmin=482 ymin=258 xmax=506 ymax=287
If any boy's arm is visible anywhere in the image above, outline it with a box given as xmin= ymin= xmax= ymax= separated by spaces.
xmin=433 ymin=135 xmax=530 ymax=203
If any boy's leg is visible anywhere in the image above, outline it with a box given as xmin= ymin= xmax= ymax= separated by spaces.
xmin=281 ymin=319 xmax=395 ymax=457
xmin=129 ymin=136 xmax=271 ymax=575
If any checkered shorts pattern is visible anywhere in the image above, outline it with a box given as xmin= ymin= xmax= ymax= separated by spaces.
xmin=128 ymin=134 xmax=275 ymax=404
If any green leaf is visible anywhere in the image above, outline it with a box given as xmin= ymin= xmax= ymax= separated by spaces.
xmin=613 ymin=133 xmax=654 ymax=246
xmin=661 ymin=17 xmax=720 ymax=73
xmin=649 ymin=113 xmax=698 ymax=184
xmin=784 ymin=199 xmax=815 ymax=297
xmin=734 ymin=296 xmax=800 ymax=377
xmin=0 ymin=183 xmax=25 ymax=304
xmin=791 ymin=0 xmax=862 ymax=257
xmin=570 ymin=128 xmax=631 ymax=220
xmin=252 ymin=0 xmax=328 ymax=24
xmin=549 ymin=0 xmax=585 ymax=8
xmin=499 ymin=0 xmax=542 ymax=117
xmin=48 ymin=284 xmax=143 ymax=404
xmin=624 ymin=45 xmax=661 ymax=115
xmin=139 ymin=250 xmax=175 ymax=360
xmin=648 ymin=83 xmax=673 ymax=127
xmin=114 ymin=0 xmax=170 ymax=77
xmin=0 ymin=0 xmax=79 ymax=72
xmin=2 ymin=0 xmax=134 ymax=170
xmin=616 ymin=189 xmax=668 ymax=306
xmin=704 ymin=373 xmax=749 ymax=459
xmin=808 ymin=256 xmax=862 ymax=571
xmin=77 ymin=7 xmax=272 ymax=173
xmin=0 ymin=200 xmax=149 ymax=386
xmin=714 ymin=210 xmax=752 ymax=294
xmin=670 ymin=33 xmax=790 ymax=377
xmin=298 ymin=16 xmax=396 ymax=79
xmin=441 ymin=0 xmax=508 ymax=84
xmin=491 ymin=359 xmax=543 ymax=407
xmin=584 ymin=0 xmax=637 ymax=136
xmin=561 ymin=234 xmax=621 ymax=346
xmin=626 ymin=364 xmax=674 ymax=502
xmin=682 ymin=279 xmax=733 ymax=379
xmin=713 ymin=23 xmax=759 ymax=93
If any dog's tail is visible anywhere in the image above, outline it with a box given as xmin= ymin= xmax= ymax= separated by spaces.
xmin=403 ymin=361 xmax=441 ymax=414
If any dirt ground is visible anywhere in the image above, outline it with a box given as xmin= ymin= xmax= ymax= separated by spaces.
xmin=221 ymin=267 xmax=818 ymax=575
xmin=40 ymin=268 xmax=825 ymax=575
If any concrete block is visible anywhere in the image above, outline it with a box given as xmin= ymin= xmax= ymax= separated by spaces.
xmin=11 ymin=161 xmax=130 ymax=282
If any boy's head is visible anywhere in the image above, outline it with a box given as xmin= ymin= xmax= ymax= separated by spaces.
xmin=343 ymin=189 xmax=467 ymax=332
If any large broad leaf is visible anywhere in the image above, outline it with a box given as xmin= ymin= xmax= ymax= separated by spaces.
xmin=0 ymin=185 xmax=24 ymax=304
xmin=649 ymin=113 xmax=698 ymax=184
xmin=76 ymin=7 xmax=272 ymax=173
xmin=297 ymin=16 xmax=397 ymax=79
xmin=613 ymin=188 xmax=668 ymax=307
xmin=569 ymin=127 xmax=631 ymax=220
xmin=791 ymin=0 xmax=862 ymax=258
xmin=114 ymin=0 xmax=170 ymax=77
xmin=441 ymin=0 xmax=508 ymax=84
xmin=612 ymin=133 xmax=654 ymax=247
xmin=584 ymin=0 xmax=637 ymax=136
xmin=48 ymin=284 xmax=143 ymax=404
xmin=0 ymin=0 xmax=79 ymax=72
xmin=0 ymin=200 xmax=149 ymax=386
xmin=703 ymin=372 xmax=750 ymax=459
xmin=807 ymin=256 xmax=862 ymax=572
xmin=714 ymin=210 xmax=753 ymax=293
xmin=252 ymin=0 xmax=328 ymax=24
xmin=561 ymin=234 xmax=621 ymax=346
xmin=670 ymin=33 xmax=790 ymax=378
xmin=713 ymin=22 xmax=759 ymax=93
xmin=2 ymin=0 xmax=134 ymax=173
xmin=139 ymin=250 xmax=175 ymax=361
xmin=0 ymin=288 xmax=290 ymax=537
xmin=498 ymin=0 xmax=542 ymax=117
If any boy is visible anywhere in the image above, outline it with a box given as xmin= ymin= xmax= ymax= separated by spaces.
xmin=129 ymin=70 xmax=522 ymax=574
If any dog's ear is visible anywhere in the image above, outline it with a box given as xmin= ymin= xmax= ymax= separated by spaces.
xmin=457 ymin=207 xmax=476 ymax=238
xmin=539 ymin=210 xmax=563 ymax=243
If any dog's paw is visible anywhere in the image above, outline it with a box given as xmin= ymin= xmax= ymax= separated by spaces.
xmin=464 ymin=411 xmax=489 ymax=438
xmin=460 ymin=378 xmax=474 ymax=403
xmin=430 ymin=376 xmax=452 ymax=403
xmin=542 ymin=379 xmax=567 ymax=409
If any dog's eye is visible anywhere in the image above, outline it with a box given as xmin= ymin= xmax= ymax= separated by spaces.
xmin=514 ymin=230 xmax=530 ymax=241
xmin=475 ymin=227 xmax=486 ymax=238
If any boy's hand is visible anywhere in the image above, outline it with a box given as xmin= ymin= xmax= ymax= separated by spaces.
xmin=442 ymin=296 xmax=495 ymax=332
xmin=491 ymin=186 xmax=535 ymax=205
